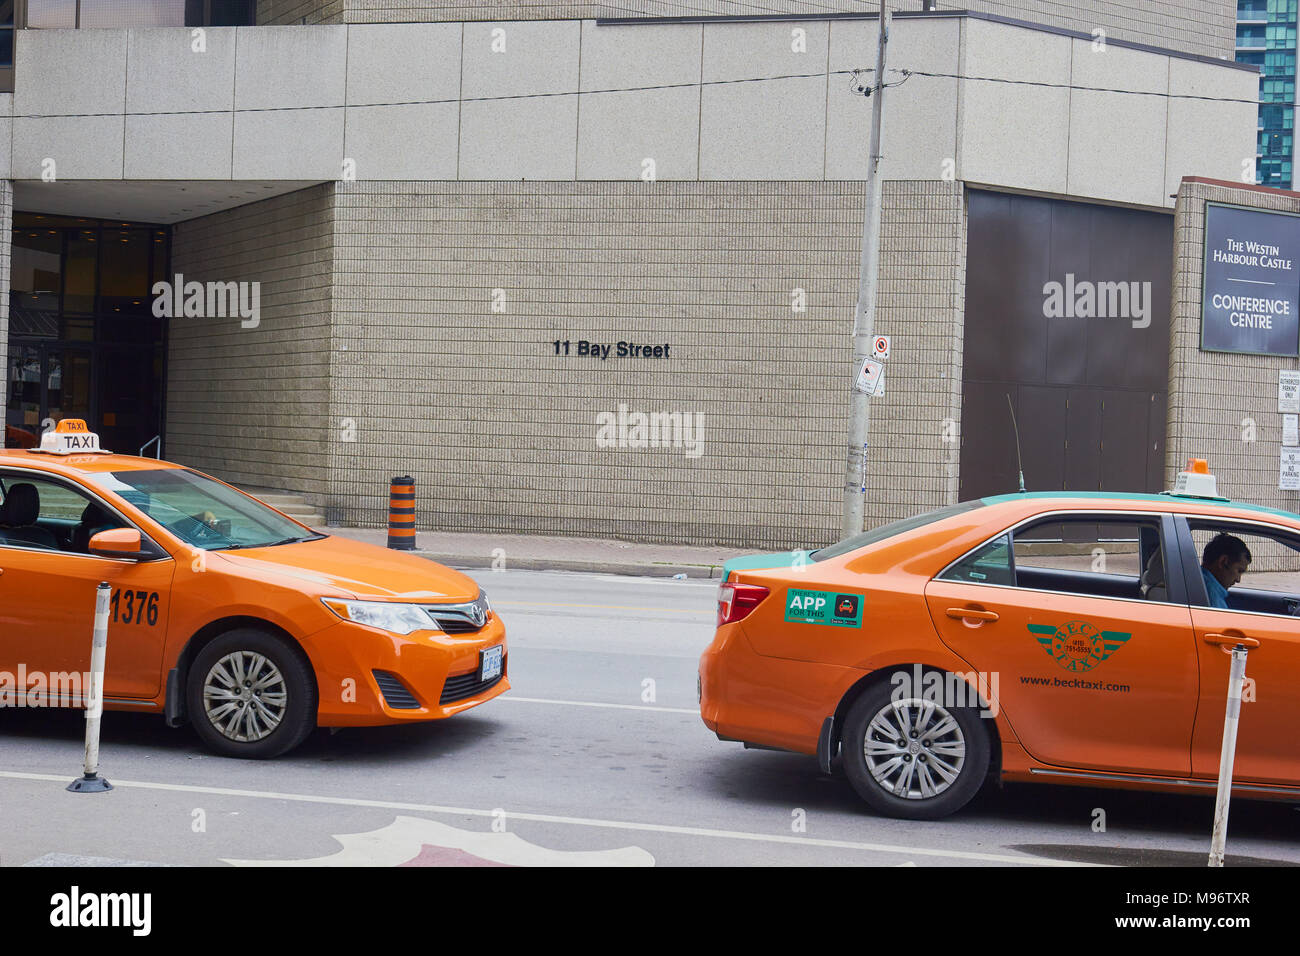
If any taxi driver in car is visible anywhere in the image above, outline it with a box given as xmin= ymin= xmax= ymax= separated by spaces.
xmin=1201 ymin=533 xmax=1251 ymax=610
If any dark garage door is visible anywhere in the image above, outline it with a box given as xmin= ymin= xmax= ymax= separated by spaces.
xmin=960 ymin=190 xmax=1172 ymax=500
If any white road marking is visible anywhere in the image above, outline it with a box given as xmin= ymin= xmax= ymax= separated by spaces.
xmin=499 ymin=695 xmax=698 ymax=714
xmin=223 ymin=816 xmax=654 ymax=867
xmin=22 ymin=853 xmax=171 ymax=867
xmin=0 ymin=770 xmax=1096 ymax=866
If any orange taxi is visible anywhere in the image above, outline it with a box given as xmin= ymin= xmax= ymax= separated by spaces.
xmin=700 ymin=462 xmax=1300 ymax=818
xmin=0 ymin=420 xmax=508 ymax=758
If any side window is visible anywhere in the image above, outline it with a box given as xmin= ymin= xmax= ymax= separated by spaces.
xmin=940 ymin=533 xmax=1014 ymax=586
xmin=1011 ymin=518 xmax=1167 ymax=602
xmin=1187 ymin=522 xmax=1300 ymax=617
xmin=0 ymin=473 xmax=125 ymax=554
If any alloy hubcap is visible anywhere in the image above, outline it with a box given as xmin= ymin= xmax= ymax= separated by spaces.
xmin=202 ymin=651 xmax=288 ymax=742
xmin=865 ymin=698 xmax=966 ymax=799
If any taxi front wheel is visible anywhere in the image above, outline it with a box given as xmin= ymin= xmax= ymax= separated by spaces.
xmin=186 ymin=628 xmax=318 ymax=759
xmin=842 ymin=677 xmax=990 ymax=820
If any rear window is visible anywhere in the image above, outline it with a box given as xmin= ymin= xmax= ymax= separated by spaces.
xmin=812 ymin=500 xmax=986 ymax=562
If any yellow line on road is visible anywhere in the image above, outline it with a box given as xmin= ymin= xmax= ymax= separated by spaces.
xmin=501 ymin=695 xmax=698 ymax=714
xmin=492 ymin=600 xmax=712 ymax=616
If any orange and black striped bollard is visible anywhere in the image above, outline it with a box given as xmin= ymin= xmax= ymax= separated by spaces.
xmin=387 ymin=476 xmax=416 ymax=550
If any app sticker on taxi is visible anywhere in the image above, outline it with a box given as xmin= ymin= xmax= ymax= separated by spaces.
xmin=784 ymin=589 xmax=863 ymax=627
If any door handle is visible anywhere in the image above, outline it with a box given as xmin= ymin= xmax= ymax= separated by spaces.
xmin=946 ymin=607 xmax=999 ymax=622
xmin=1203 ymin=632 xmax=1260 ymax=649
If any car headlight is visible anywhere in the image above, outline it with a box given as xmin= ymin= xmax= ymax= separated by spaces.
xmin=321 ymin=599 xmax=436 ymax=635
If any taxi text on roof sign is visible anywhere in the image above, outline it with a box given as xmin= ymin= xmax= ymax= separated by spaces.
xmin=36 ymin=419 xmax=109 ymax=455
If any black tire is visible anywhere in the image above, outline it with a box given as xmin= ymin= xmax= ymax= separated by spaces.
xmin=186 ymin=628 xmax=317 ymax=759
xmin=841 ymin=673 xmax=990 ymax=820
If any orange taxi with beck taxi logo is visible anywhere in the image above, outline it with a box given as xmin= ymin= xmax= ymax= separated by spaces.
xmin=700 ymin=461 xmax=1300 ymax=818
xmin=0 ymin=420 xmax=508 ymax=757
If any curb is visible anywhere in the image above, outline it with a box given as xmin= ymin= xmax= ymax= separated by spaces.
xmin=410 ymin=551 xmax=727 ymax=579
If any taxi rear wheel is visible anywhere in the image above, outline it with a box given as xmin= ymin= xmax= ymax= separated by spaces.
xmin=186 ymin=628 xmax=317 ymax=759
xmin=841 ymin=677 xmax=990 ymax=820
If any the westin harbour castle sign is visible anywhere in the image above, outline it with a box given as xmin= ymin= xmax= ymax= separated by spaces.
xmin=1202 ymin=203 xmax=1300 ymax=357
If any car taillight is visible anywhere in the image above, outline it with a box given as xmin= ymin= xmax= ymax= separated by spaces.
xmin=718 ymin=583 xmax=770 ymax=627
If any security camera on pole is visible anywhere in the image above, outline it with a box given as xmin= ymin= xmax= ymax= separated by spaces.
xmin=843 ymin=0 xmax=890 ymax=538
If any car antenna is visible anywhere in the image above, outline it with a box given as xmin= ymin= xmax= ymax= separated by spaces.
xmin=1006 ymin=393 xmax=1026 ymax=493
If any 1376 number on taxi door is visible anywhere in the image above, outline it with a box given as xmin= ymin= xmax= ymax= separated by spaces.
xmin=111 ymin=589 xmax=160 ymax=626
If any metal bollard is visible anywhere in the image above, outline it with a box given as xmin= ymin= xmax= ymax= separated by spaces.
xmin=68 ymin=582 xmax=113 ymax=793
xmin=1207 ymin=643 xmax=1250 ymax=867
xmin=387 ymin=476 xmax=416 ymax=551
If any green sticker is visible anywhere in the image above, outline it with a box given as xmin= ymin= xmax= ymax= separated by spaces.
xmin=785 ymin=589 xmax=863 ymax=627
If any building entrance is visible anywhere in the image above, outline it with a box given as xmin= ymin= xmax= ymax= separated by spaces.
xmin=7 ymin=213 xmax=168 ymax=455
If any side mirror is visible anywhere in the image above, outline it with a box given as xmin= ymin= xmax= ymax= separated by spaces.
xmin=89 ymin=528 xmax=143 ymax=560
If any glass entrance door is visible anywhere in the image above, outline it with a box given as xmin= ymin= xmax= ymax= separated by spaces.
xmin=10 ymin=212 xmax=169 ymax=455
xmin=5 ymin=344 xmax=41 ymax=448
xmin=4 ymin=345 xmax=93 ymax=448
xmin=45 ymin=348 xmax=93 ymax=424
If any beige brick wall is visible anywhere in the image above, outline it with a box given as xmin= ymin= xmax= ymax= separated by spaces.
xmin=258 ymin=0 xmax=346 ymax=23
xmin=161 ymin=179 xmax=962 ymax=547
xmin=955 ymin=1 xmax=1234 ymax=60
xmin=0 ymin=181 xmax=11 ymax=378
xmin=260 ymin=1 xmax=1233 ymax=60
xmin=872 ymin=179 xmax=965 ymax=522
xmin=1169 ymin=179 xmax=1300 ymax=570
xmin=346 ymin=0 xmax=586 ymax=22
xmin=327 ymin=179 xmax=963 ymax=548
xmin=166 ymin=185 xmax=335 ymax=499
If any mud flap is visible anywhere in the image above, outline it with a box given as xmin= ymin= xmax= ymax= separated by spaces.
xmin=816 ymin=716 xmax=836 ymax=774
xmin=164 ymin=668 xmax=185 ymax=727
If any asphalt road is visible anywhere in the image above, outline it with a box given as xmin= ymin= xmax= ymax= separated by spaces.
xmin=1 ymin=568 xmax=1297 ymax=867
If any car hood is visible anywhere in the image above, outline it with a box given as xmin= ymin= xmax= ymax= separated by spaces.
xmin=209 ymin=534 xmax=481 ymax=602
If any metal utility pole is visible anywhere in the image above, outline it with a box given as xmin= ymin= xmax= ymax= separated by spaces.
xmin=843 ymin=0 xmax=889 ymax=538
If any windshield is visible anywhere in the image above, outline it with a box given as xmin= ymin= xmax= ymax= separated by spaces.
xmin=812 ymin=500 xmax=986 ymax=562
xmin=85 ymin=468 xmax=323 ymax=551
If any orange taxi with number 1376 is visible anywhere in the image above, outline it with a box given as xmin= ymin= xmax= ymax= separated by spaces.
xmin=0 ymin=420 xmax=508 ymax=757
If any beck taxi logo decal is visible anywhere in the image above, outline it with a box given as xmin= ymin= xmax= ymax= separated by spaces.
xmin=1028 ymin=620 xmax=1131 ymax=673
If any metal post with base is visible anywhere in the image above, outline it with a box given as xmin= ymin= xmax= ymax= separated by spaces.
xmin=67 ymin=582 xmax=113 ymax=794
xmin=1207 ymin=642 xmax=1251 ymax=867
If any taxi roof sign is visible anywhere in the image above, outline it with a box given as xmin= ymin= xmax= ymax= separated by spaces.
xmin=36 ymin=419 xmax=109 ymax=455
xmin=1169 ymin=457 xmax=1226 ymax=500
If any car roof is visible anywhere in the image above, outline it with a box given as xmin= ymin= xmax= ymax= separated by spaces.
xmin=981 ymin=490 xmax=1300 ymax=525
xmin=0 ymin=449 xmax=185 ymax=476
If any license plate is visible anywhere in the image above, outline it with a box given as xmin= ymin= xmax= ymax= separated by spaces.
xmin=479 ymin=645 xmax=503 ymax=682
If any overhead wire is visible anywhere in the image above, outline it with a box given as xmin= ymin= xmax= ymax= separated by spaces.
xmin=9 ymin=64 xmax=1273 ymax=121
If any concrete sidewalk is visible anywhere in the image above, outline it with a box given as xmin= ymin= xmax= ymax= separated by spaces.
xmin=321 ymin=527 xmax=752 ymax=579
